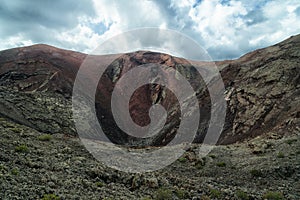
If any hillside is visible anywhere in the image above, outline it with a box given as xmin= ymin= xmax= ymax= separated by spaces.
xmin=0 ymin=35 xmax=299 ymax=199
xmin=0 ymin=35 xmax=299 ymax=145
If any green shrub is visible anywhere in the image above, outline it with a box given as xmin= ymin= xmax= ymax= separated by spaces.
xmin=209 ymin=154 xmax=216 ymax=159
xmin=235 ymin=190 xmax=249 ymax=200
xmin=95 ymin=181 xmax=104 ymax=187
xmin=285 ymin=138 xmax=297 ymax=145
xmin=216 ymin=162 xmax=226 ymax=167
xmin=175 ymin=188 xmax=188 ymax=199
xmin=10 ymin=127 xmax=22 ymax=133
xmin=38 ymin=134 xmax=52 ymax=141
xmin=277 ymin=152 xmax=284 ymax=158
xmin=15 ymin=144 xmax=29 ymax=153
xmin=140 ymin=197 xmax=152 ymax=200
xmin=250 ymin=169 xmax=263 ymax=177
xmin=195 ymin=158 xmax=206 ymax=169
xmin=200 ymin=195 xmax=211 ymax=200
xmin=155 ymin=188 xmax=173 ymax=200
xmin=178 ymin=157 xmax=187 ymax=163
xmin=11 ymin=168 xmax=19 ymax=175
xmin=262 ymin=191 xmax=284 ymax=200
xmin=209 ymin=188 xmax=221 ymax=198
xmin=42 ymin=194 xmax=60 ymax=200
xmin=0 ymin=164 xmax=6 ymax=171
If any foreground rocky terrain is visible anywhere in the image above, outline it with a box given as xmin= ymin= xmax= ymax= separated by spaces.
xmin=0 ymin=35 xmax=299 ymax=199
xmin=0 ymin=117 xmax=299 ymax=199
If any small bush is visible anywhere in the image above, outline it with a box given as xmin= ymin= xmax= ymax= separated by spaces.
xmin=209 ymin=154 xmax=216 ymax=159
xmin=250 ymin=169 xmax=263 ymax=177
xmin=38 ymin=134 xmax=52 ymax=141
xmin=156 ymin=188 xmax=173 ymax=200
xmin=10 ymin=127 xmax=22 ymax=133
xmin=141 ymin=197 xmax=152 ymax=200
xmin=262 ymin=191 xmax=284 ymax=200
xmin=195 ymin=158 xmax=206 ymax=169
xmin=15 ymin=144 xmax=29 ymax=153
xmin=200 ymin=195 xmax=211 ymax=200
xmin=42 ymin=194 xmax=60 ymax=200
xmin=178 ymin=157 xmax=187 ymax=163
xmin=209 ymin=188 xmax=221 ymax=198
xmin=0 ymin=164 xmax=6 ymax=171
xmin=216 ymin=162 xmax=226 ymax=167
xmin=235 ymin=190 xmax=249 ymax=200
xmin=175 ymin=188 xmax=188 ymax=199
xmin=285 ymin=138 xmax=297 ymax=145
xmin=277 ymin=152 xmax=284 ymax=158
xmin=95 ymin=181 xmax=104 ymax=187
xmin=11 ymin=168 xmax=19 ymax=176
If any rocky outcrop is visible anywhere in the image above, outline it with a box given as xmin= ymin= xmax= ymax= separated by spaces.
xmin=0 ymin=87 xmax=74 ymax=134
xmin=0 ymin=45 xmax=84 ymax=135
xmin=219 ymin=35 xmax=300 ymax=144
xmin=0 ymin=35 xmax=299 ymax=146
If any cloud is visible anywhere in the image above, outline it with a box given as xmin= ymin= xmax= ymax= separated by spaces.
xmin=244 ymin=9 xmax=266 ymax=26
xmin=0 ymin=0 xmax=300 ymax=60
xmin=296 ymin=6 xmax=300 ymax=16
xmin=0 ymin=0 xmax=96 ymax=49
xmin=93 ymin=28 xmax=209 ymax=60
xmin=180 ymin=0 xmax=300 ymax=59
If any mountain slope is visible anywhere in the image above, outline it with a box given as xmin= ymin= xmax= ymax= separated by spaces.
xmin=219 ymin=35 xmax=300 ymax=144
xmin=0 ymin=36 xmax=299 ymax=145
xmin=0 ymin=35 xmax=299 ymax=200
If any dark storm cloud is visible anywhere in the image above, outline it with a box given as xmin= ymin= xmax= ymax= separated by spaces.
xmin=0 ymin=0 xmax=95 ymax=43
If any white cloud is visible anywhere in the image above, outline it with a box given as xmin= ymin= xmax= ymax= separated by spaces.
xmin=0 ymin=35 xmax=33 ymax=50
xmin=183 ymin=0 xmax=300 ymax=59
xmin=0 ymin=0 xmax=300 ymax=60
xmin=189 ymin=0 xmax=247 ymax=46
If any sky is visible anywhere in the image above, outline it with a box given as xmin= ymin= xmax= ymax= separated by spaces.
xmin=0 ymin=0 xmax=300 ymax=60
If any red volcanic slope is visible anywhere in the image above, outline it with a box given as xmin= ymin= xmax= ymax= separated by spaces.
xmin=0 ymin=35 xmax=299 ymax=145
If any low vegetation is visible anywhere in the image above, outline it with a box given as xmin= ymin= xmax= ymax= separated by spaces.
xmin=95 ymin=181 xmax=104 ymax=187
xmin=15 ymin=144 xmax=29 ymax=153
xmin=216 ymin=162 xmax=226 ymax=167
xmin=262 ymin=191 xmax=284 ymax=200
xmin=175 ymin=188 xmax=188 ymax=199
xmin=38 ymin=134 xmax=52 ymax=141
xmin=277 ymin=151 xmax=284 ymax=158
xmin=209 ymin=154 xmax=216 ymax=159
xmin=200 ymin=195 xmax=211 ymax=200
xmin=250 ymin=169 xmax=263 ymax=177
xmin=284 ymin=138 xmax=297 ymax=145
xmin=11 ymin=168 xmax=19 ymax=176
xmin=235 ymin=190 xmax=249 ymax=200
xmin=209 ymin=188 xmax=221 ymax=198
xmin=155 ymin=188 xmax=173 ymax=200
xmin=42 ymin=194 xmax=60 ymax=200
xmin=178 ymin=157 xmax=187 ymax=163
